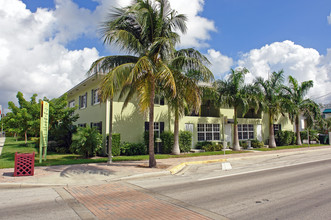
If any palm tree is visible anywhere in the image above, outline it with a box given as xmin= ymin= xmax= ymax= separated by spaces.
xmin=166 ymin=49 xmax=213 ymax=155
xmin=88 ymin=0 xmax=187 ymax=167
xmin=255 ymin=70 xmax=285 ymax=148
xmin=214 ymin=68 xmax=258 ymax=151
xmin=283 ymin=76 xmax=313 ymax=145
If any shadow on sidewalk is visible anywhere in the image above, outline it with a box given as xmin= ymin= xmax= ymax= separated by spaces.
xmin=59 ymin=165 xmax=115 ymax=177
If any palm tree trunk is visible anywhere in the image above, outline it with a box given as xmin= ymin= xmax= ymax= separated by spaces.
xmin=107 ymin=99 xmax=113 ymax=165
xmin=233 ymin=107 xmax=240 ymax=151
xmin=172 ymin=106 xmax=180 ymax=155
xmin=269 ymin=112 xmax=276 ymax=148
xmin=149 ymin=78 xmax=157 ymax=168
xmin=296 ymin=115 xmax=302 ymax=145
xmin=25 ymin=131 xmax=27 ymax=144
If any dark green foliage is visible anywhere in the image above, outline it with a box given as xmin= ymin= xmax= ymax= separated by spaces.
xmin=250 ymin=139 xmax=264 ymax=148
xmin=275 ymin=130 xmax=296 ymax=146
xmin=120 ymin=142 xmax=147 ymax=156
xmin=70 ymin=127 xmax=103 ymax=158
xmin=195 ymin=141 xmax=212 ymax=149
xmin=160 ymin=131 xmax=174 ymax=154
xmin=300 ymin=130 xmax=319 ymax=142
xmin=179 ymin=131 xmax=192 ymax=152
xmin=239 ymin=141 xmax=248 ymax=149
xmin=111 ymin=133 xmax=121 ymax=156
xmin=47 ymin=94 xmax=79 ymax=152
xmin=201 ymin=142 xmax=223 ymax=152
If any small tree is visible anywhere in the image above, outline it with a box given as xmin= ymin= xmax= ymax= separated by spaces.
xmin=70 ymin=127 xmax=102 ymax=158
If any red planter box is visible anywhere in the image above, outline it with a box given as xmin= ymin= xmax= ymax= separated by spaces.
xmin=14 ymin=152 xmax=35 ymax=176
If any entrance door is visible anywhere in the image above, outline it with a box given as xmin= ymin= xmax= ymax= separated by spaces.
xmin=185 ymin=123 xmax=194 ymax=148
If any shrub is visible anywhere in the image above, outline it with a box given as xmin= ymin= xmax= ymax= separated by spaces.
xmin=195 ymin=141 xmax=212 ymax=149
xmin=201 ymin=142 xmax=222 ymax=152
xmin=250 ymin=139 xmax=264 ymax=148
xmin=70 ymin=127 xmax=103 ymax=158
xmin=239 ymin=141 xmax=248 ymax=149
xmin=160 ymin=131 xmax=174 ymax=154
xmin=300 ymin=130 xmax=319 ymax=142
xmin=179 ymin=131 xmax=192 ymax=152
xmin=120 ymin=142 xmax=147 ymax=156
xmin=275 ymin=130 xmax=295 ymax=146
xmin=111 ymin=133 xmax=121 ymax=156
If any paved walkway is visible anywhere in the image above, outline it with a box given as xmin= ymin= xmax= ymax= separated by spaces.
xmin=1 ymin=145 xmax=330 ymax=220
xmin=66 ymin=182 xmax=211 ymax=220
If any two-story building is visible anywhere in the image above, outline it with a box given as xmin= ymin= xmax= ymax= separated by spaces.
xmin=65 ymin=74 xmax=294 ymax=152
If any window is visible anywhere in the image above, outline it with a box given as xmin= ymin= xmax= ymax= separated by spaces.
xmin=145 ymin=121 xmax=164 ymax=137
xmin=79 ymin=93 xmax=87 ymax=109
xmin=91 ymin=89 xmax=100 ymax=105
xmin=154 ymin=95 xmax=164 ymax=105
xmin=273 ymin=124 xmax=281 ymax=132
xmin=197 ymin=124 xmax=220 ymax=141
xmin=238 ymin=124 xmax=254 ymax=140
xmin=91 ymin=122 xmax=102 ymax=134
xmin=78 ymin=123 xmax=86 ymax=127
xmin=68 ymin=100 xmax=75 ymax=108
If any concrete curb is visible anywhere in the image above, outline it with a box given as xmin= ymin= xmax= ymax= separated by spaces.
xmin=0 ymin=182 xmax=68 ymax=189
xmin=118 ymin=170 xmax=171 ymax=181
xmin=168 ymin=159 xmax=228 ymax=174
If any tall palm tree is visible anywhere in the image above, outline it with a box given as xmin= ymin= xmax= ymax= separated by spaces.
xmin=166 ymin=49 xmax=213 ymax=155
xmin=255 ymin=70 xmax=285 ymax=148
xmin=88 ymin=0 xmax=187 ymax=167
xmin=214 ymin=68 xmax=258 ymax=151
xmin=283 ymin=76 xmax=313 ymax=145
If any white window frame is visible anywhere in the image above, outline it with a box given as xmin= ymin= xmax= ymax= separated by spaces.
xmin=238 ymin=124 xmax=254 ymax=140
xmin=68 ymin=100 xmax=75 ymax=108
xmin=79 ymin=93 xmax=87 ymax=109
xmin=197 ymin=124 xmax=220 ymax=141
xmin=92 ymin=89 xmax=100 ymax=105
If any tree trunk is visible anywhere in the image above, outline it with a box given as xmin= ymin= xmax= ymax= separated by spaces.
xmin=172 ymin=106 xmax=180 ymax=155
xmin=296 ymin=115 xmax=302 ymax=145
xmin=269 ymin=112 xmax=276 ymax=148
xmin=233 ymin=107 xmax=240 ymax=151
xmin=25 ymin=131 xmax=27 ymax=144
xmin=107 ymin=99 xmax=113 ymax=165
xmin=148 ymin=79 xmax=157 ymax=168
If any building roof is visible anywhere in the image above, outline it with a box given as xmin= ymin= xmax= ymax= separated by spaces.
xmin=323 ymin=109 xmax=331 ymax=114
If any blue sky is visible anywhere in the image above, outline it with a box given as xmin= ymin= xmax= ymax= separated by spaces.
xmin=1 ymin=0 xmax=331 ymax=112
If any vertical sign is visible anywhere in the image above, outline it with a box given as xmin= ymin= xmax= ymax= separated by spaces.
xmin=39 ymin=101 xmax=49 ymax=163
xmin=0 ymin=105 xmax=2 ymax=121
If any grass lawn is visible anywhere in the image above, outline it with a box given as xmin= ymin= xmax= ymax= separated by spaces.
xmin=0 ymin=137 xmax=248 ymax=169
xmin=1 ymin=137 xmax=328 ymax=169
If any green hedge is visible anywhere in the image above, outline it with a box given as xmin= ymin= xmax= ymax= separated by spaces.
xmin=275 ymin=131 xmax=296 ymax=146
xmin=179 ymin=131 xmax=192 ymax=152
xmin=120 ymin=142 xmax=147 ymax=156
xmin=250 ymin=139 xmax=264 ymax=148
xmin=160 ymin=131 xmax=173 ymax=154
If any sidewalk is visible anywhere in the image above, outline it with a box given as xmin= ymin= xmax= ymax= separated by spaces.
xmin=0 ymin=145 xmax=330 ymax=187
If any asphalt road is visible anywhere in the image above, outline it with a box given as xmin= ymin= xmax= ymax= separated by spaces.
xmin=130 ymin=156 xmax=331 ymax=220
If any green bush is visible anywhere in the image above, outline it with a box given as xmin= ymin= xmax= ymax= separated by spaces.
xmin=160 ymin=131 xmax=174 ymax=154
xmin=300 ymin=130 xmax=319 ymax=142
xmin=201 ymin=142 xmax=222 ymax=152
xmin=120 ymin=142 xmax=147 ymax=156
xmin=195 ymin=141 xmax=212 ymax=149
xmin=239 ymin=141 xmax=248 ymax=149
xmin=111 ymin=133 xmax=121 ymax=156
xmin=179 ymin=131 xmax=192 ymax=152
xmin=250 ymin=139 xmax=264 ymax=148
xmin=70 ymin=127 xmax=102 ymax=158
xmin=275 ymin=130 xmax=295 ymax=146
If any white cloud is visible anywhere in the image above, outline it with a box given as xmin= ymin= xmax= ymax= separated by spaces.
xmin=237 ymin=40 xmax=331 ymax=103
xmin=170 ymin=0 xmax=216 ymax=48
xmin=0 ymin=0 xmax=99 ymax=111
xmin=328 ymin=12 xmax=331 ymax=25
xmin=205 ymin=49 xmax=233 ymax=78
